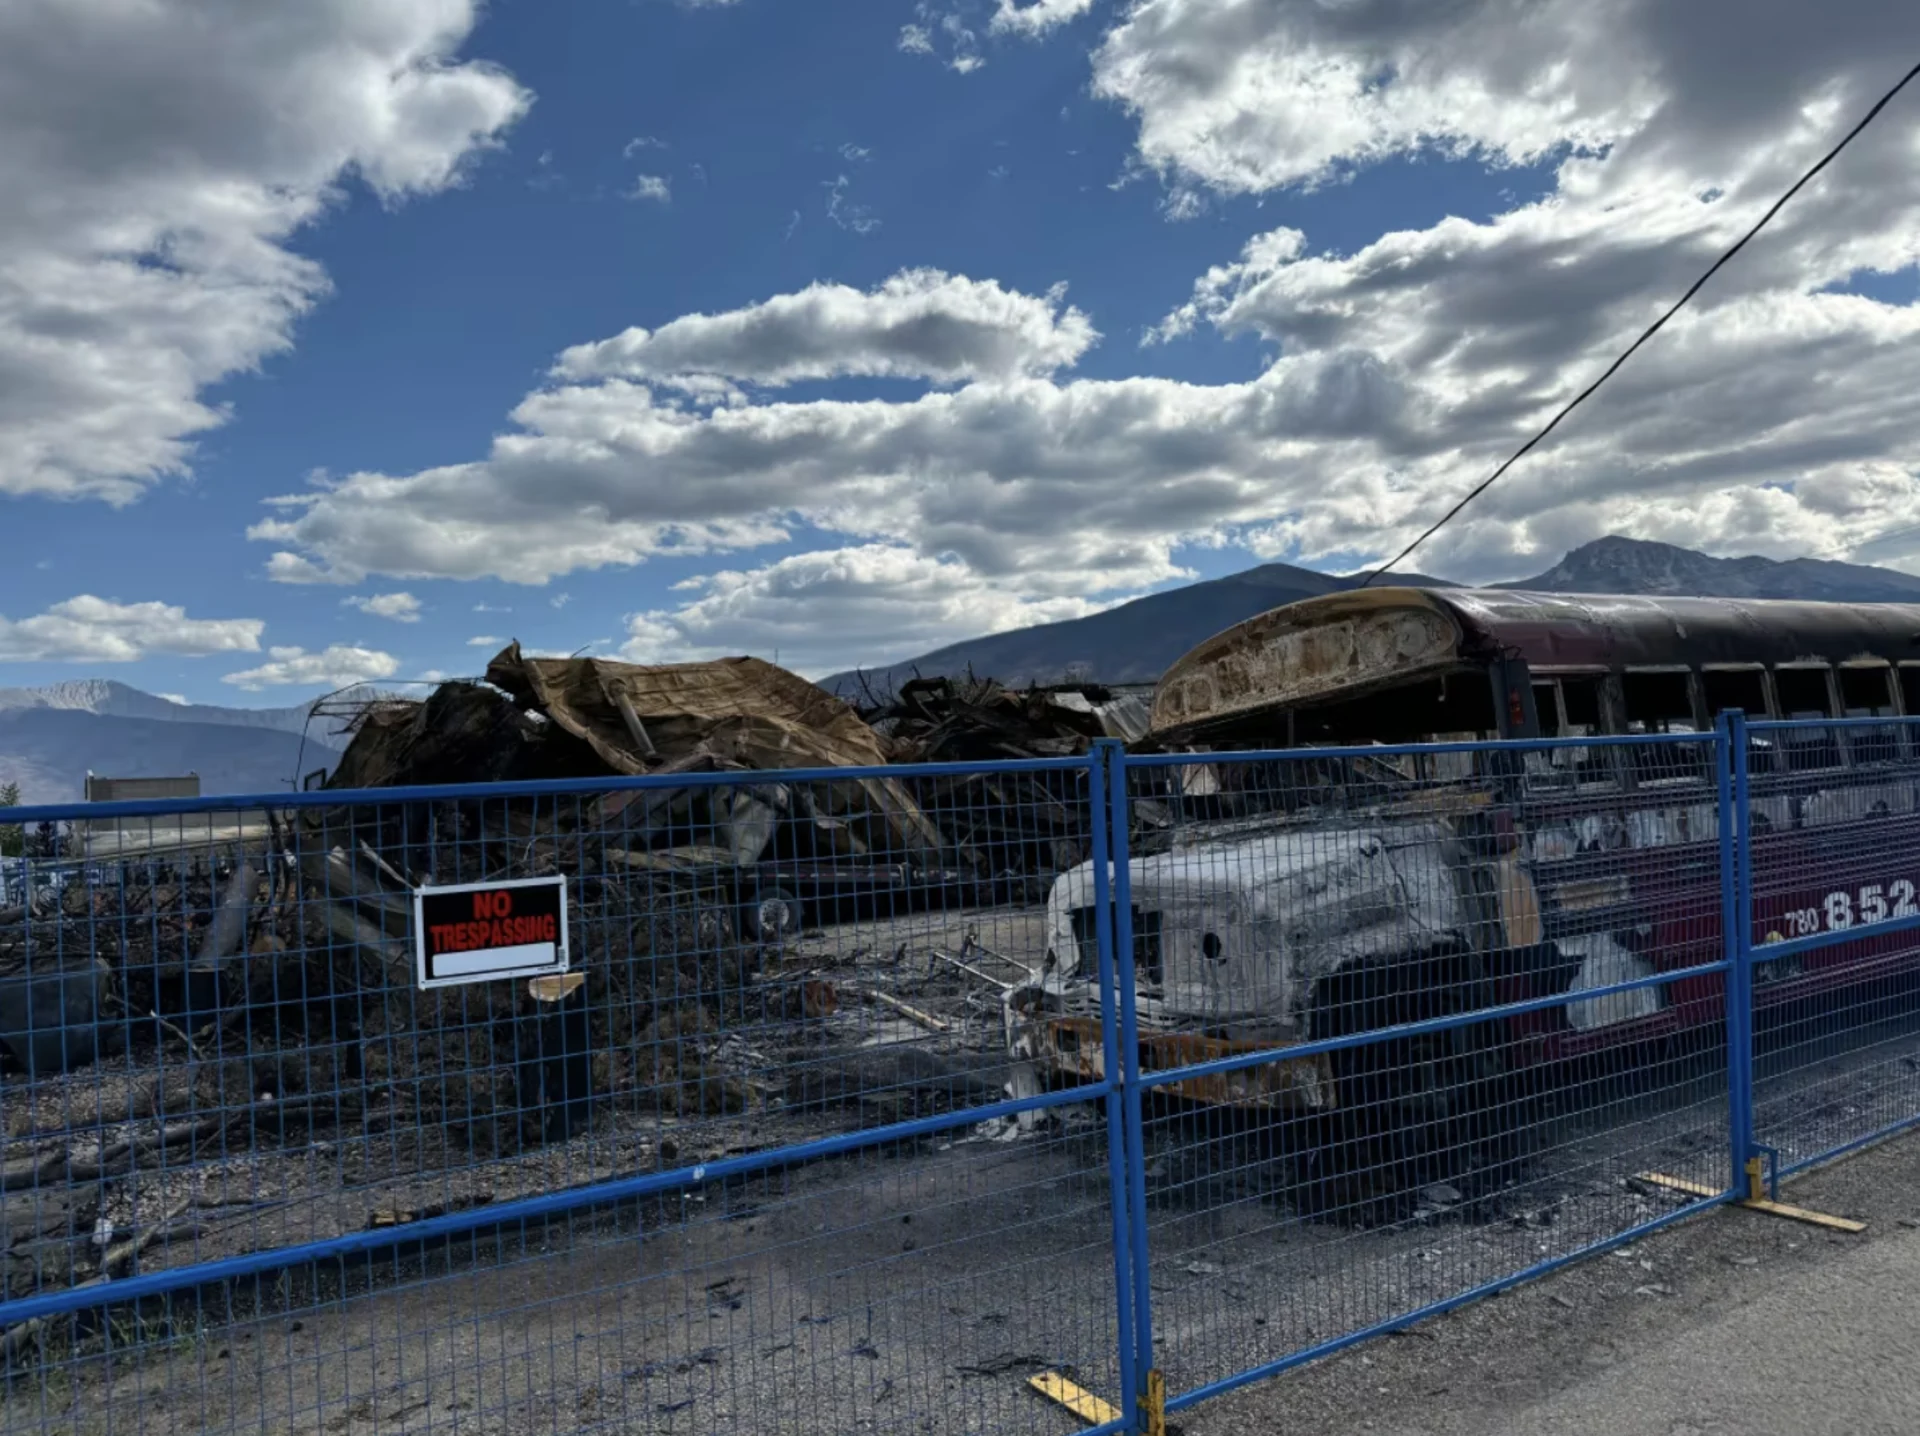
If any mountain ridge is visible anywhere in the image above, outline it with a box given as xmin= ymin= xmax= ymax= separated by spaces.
xmin=0 ymin=710 xmax=338 ymax=806
xmin=0 ymin=681 xmax=369 ymax=805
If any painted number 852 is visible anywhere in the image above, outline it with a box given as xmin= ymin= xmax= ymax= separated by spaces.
xmin=1782 ymin=879 xmax=1917 ymax=936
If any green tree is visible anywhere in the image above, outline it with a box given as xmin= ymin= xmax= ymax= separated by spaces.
xmin=0 ymin=781 xmax=21 ymax=858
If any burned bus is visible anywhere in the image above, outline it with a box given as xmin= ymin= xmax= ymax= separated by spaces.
xmin=1008 ymin=587 xmax=1920 ymax=1131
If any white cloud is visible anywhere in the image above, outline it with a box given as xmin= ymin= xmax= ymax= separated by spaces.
xmin=0 ymin=596 xmax=263 ymax=663
xmin=898 ymin=5 xmax=984 ymax=73
xmin=621 ymin=545 xmax=1118 ymax=676
xmin=1118 ymin=0 xmax=1920 ymax=577
xmin=990 ymin=0 xmax=1099 ymax=38
xmin=905 ymin=0 xmax=1090 ymax=68
xmin=223 ymin=644 xmax=399 ymax=691
xmin=0 ymin=0 xmax=531 ymax=503
xmin=556 ymin=268 xmax=1096 ymax=388
xmin=157 ymin=693 xmax=188 ymax=704
xmin=624 ymin=136 xmax=668 ymax=156
xmin=252 ymin=12 xmax=1920 ymax=634
xmin=627 ymin=174 xmax=672 ymax=204
xmin=1090 ymin=0 xmax=1658 ymax=195
xmin=344 ymin=591 xmax=422 ymax=623
xmin=467 ymin=634 xmax=502 ymax=647
xmin=250 ymin=341 xmax=1357 ymax=592
xmin=825 ymin=174 xmax=881 ymax=234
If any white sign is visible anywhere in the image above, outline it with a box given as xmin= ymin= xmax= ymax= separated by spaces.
xmin=412 ymin=875 xmax=569 ymax=990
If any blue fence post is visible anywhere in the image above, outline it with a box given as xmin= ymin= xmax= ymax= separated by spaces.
xmin=1097 ymin=738 xmax=1154 ymax=1431
xmin=1719 ymin=709 xmax=1758 ymax=1198
xmin=1087 ymin=743 xmax=1139 ymax=1425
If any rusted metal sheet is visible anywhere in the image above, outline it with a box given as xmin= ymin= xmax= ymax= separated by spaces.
xmin=1033 ymin=1015 xmax=1336 ymax=1111
xmin=1151 ymin=590 xmax=1461 ymax=736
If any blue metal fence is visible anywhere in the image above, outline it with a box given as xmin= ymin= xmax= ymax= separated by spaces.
xmin=0 ymin=716 xmax=1916 ymax=1433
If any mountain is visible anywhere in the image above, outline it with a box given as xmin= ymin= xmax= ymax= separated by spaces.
xmin=1500 ymin=536 xmax=1920 ymax=602
xmin=0 ymin=680 xmax=370 ymax=806
xmin=0 ymin=679 xmax=317 ymax=735
xmin=821 ymin=562 xmax=1454 ymax=696
xmin=0 ymin=709 xmax=337 ymax=805
xmin=824 ymin=537 xmax=1920 ymax=695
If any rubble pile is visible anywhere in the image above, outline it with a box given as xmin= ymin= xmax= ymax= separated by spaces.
xmin=0 ymin=854 xmax=320 ymax=1080
xmin=854 ymin=675 xmax=1152 ymax=892
xmin=270 ymin=646 xmax=979 ymax=1146
xmin=856 ymin=675 xmax=1151 ymax=763
xmin=0 ymin=651 xmax=1162 ymax=1158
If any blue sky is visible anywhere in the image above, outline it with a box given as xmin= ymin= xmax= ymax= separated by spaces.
xmin=3 ymin=0 xmax=1917 ymax=703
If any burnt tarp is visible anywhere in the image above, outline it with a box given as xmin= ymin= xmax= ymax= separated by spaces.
xmin=322 ymin=682 xmax=608 ymax=791
xmin=483 ymin=645 xmax=946 ymax=863
xmin=488 ymin=647 xmax=890 ymax=774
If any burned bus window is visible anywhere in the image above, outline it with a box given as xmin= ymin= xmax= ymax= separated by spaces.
xmin=1067 ymin=905 xmax=1163 ymax=985
xmin=1532 ymin=684 xmax=1561 ymax=736
xmin=1901 ymin=665 xmax=1920 ymax=717
xmin=1839 ymin=666 xmax=1899 ymax=763
xmin=1703 ymin=667 xmax=1769 ymax=719
xmin=1558 ymin=677 xmax=1604 ymax=733
xmin=1773 ymin=667 xmax=1834 ymax=718
xmin=1621 ymin=670 xmax=1695 ymax=732
xmin=1839 ymin=666 xmax=1895 ymax=714
xmin=1623 ymin=670 xmax=1707 ymax=782
xmin=1774 ymin=667 xmax=1842 ymax=770
xmin=1287 ymin=673 xmax=1496 ymax=746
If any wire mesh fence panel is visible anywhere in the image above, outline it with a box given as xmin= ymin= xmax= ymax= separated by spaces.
xmin=1104 ymin=737 xmax=1733 ymax=1407
xmin=0 ymin=762 xmax=1127 ymax=1436
xmin=1744 ymin=718 xmax=1920 ymax=1177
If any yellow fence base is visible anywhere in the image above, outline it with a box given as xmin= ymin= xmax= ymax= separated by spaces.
xmin=1028 ymin=1372 xmax=1121 ymax=1428
xmin=1634 ymin=1166 xmax=1866 ymax=1234
xmin=1142 ymin=1368 xmax=1167 ymax=1436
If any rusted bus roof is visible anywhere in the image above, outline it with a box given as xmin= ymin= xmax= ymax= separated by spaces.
xmin=1442 ymin=589 xmax=1920 ymax=670
xmin=1149 ymin=587 xmax=1920 ymax=738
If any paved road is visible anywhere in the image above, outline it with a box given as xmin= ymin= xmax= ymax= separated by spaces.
xmin=1184 ymin=1132 xmax=1920 ymax=1436
xmin=1399 ymin=1223 xmax=1920 ymax=1436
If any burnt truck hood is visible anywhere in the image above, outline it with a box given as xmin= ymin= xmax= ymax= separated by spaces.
xmin=1028 ymin=820 xmax=1463 ymax=1031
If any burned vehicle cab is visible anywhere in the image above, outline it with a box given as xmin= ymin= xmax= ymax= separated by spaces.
xmin=1010 ymin=813 xmax=1471 ymax=1111
xmin=1009 ymin=587 xmax=1920 ymax=1113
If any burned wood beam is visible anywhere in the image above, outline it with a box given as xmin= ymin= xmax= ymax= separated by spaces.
xmin=191 ymin=859 xmax=257 ymax=974
xmin=318 ymin=900 xmax=410 ymax=979
xmin=612 ymin=689 xmax=658 ymax=758
xmin=298 ymin=848 xmax=409 ymax=935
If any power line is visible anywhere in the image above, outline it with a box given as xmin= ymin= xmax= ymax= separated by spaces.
xmin=1813 ymin=516 xmax=1920 ymax=562
xmin=1361 ymin=57 xmax=1920 ymax=587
